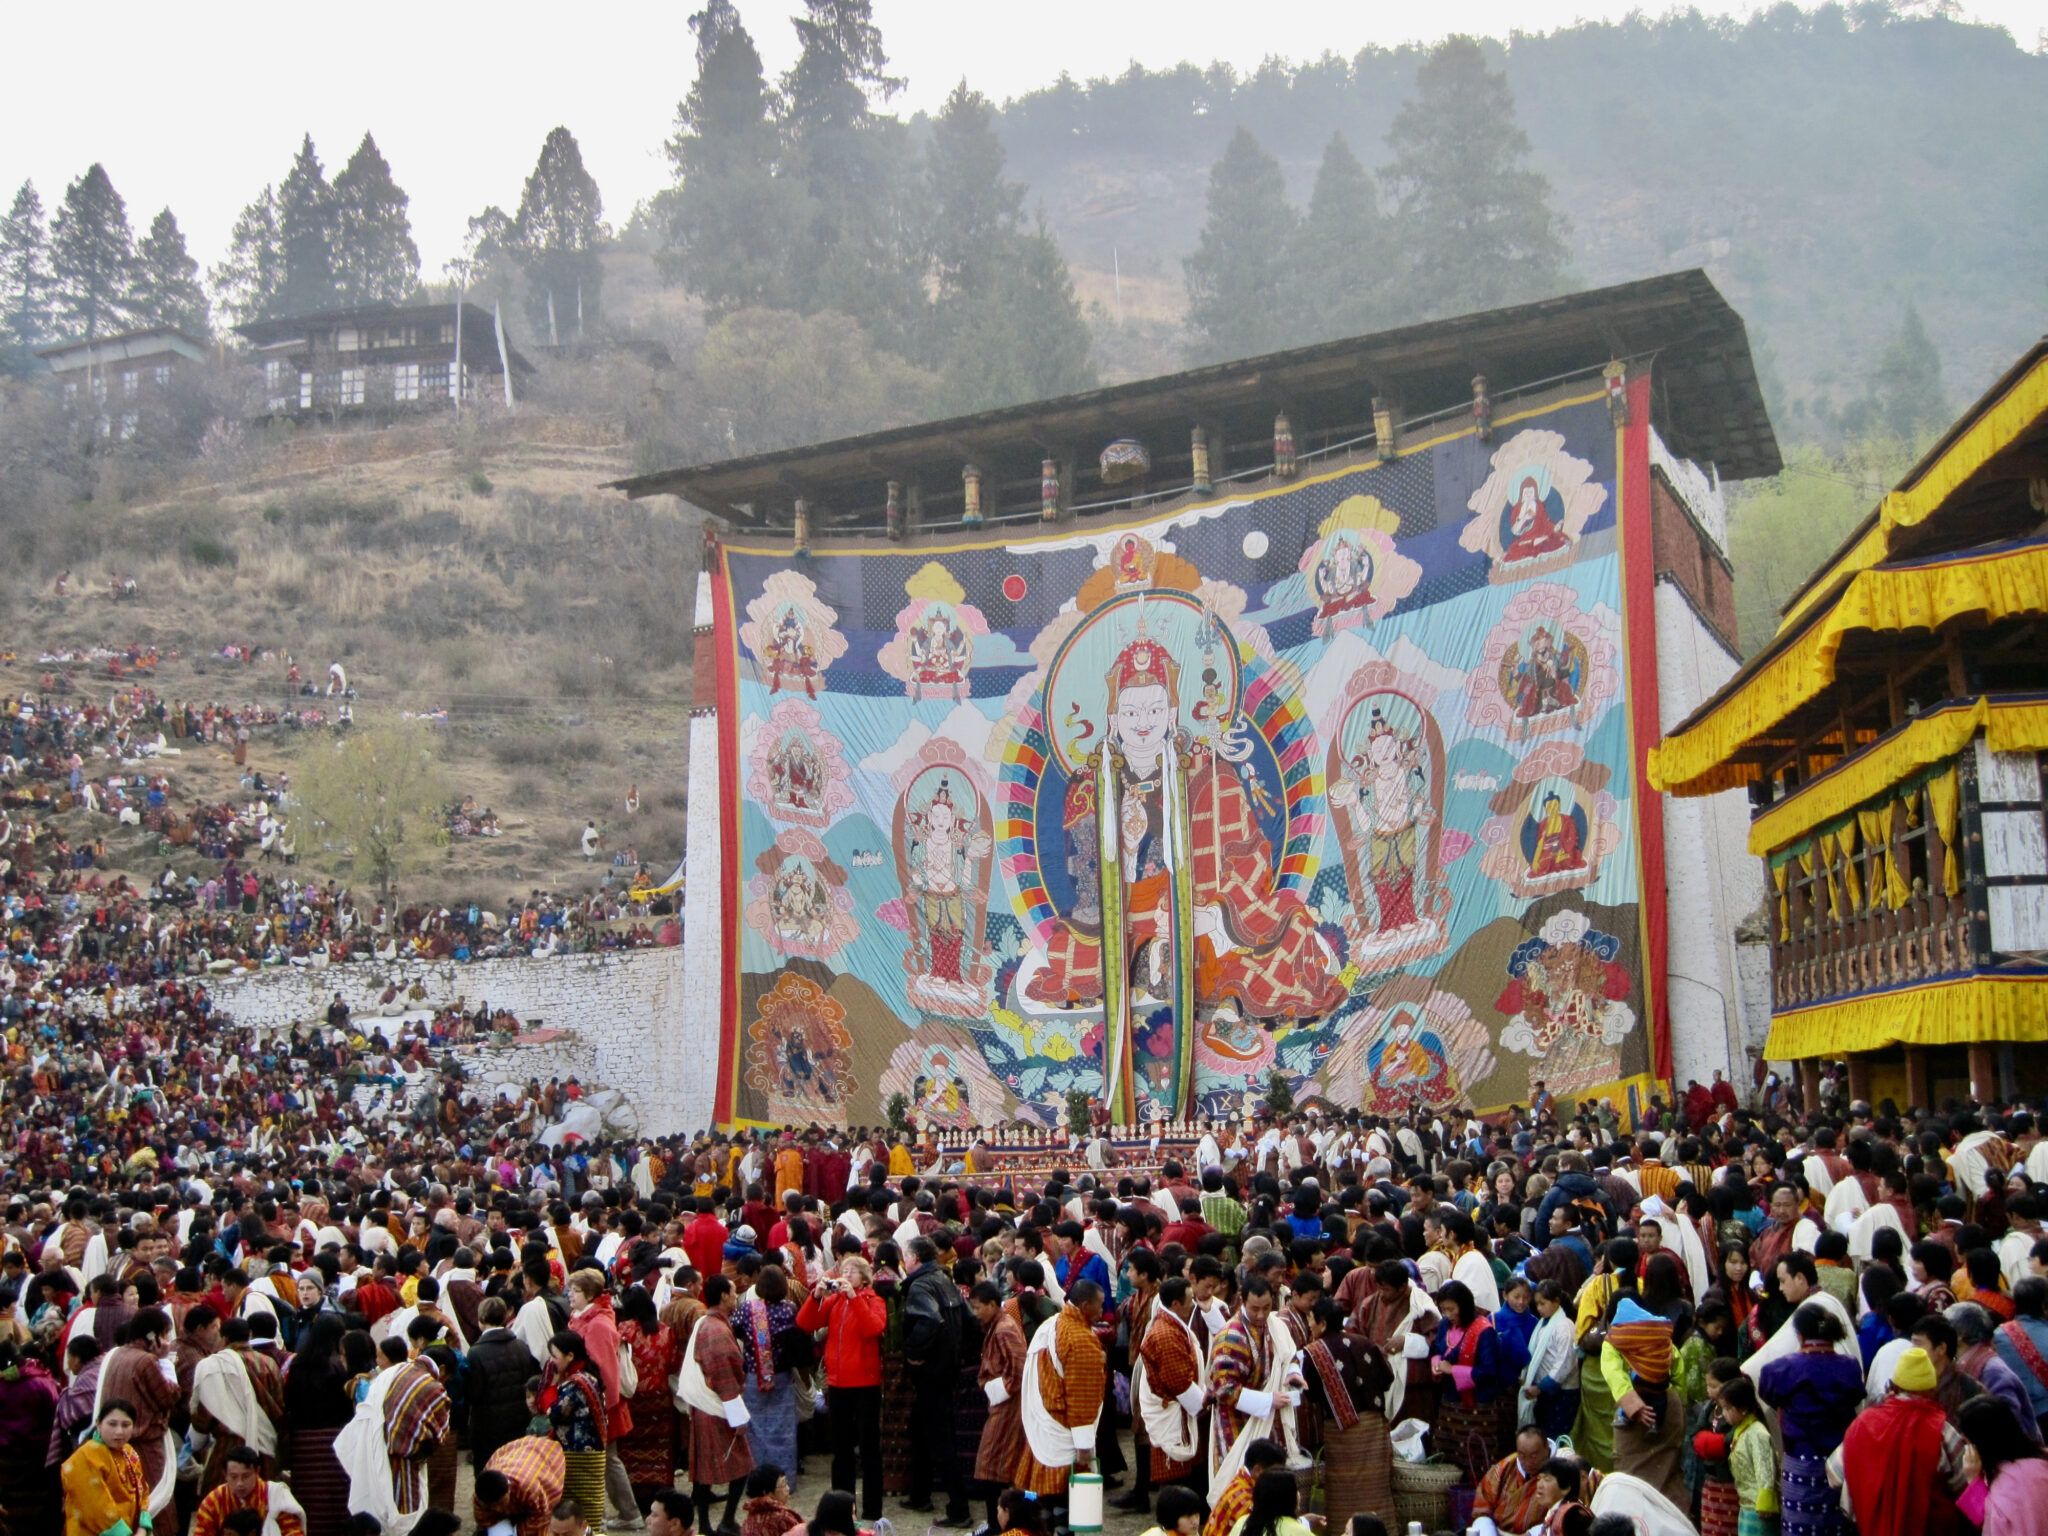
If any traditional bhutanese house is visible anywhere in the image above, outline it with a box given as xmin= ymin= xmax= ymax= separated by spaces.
xmin=1648 ymin=341 xmax=2048 ymax=1112
xmin=620 ymin=271 xmax=1781 ymax=1131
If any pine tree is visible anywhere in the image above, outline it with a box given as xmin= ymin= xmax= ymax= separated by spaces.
xmin=131 ymin=208 xmax=209 ymax=337
xmin=511 ymin=127 xmax=606 ymax=338
xmin=1382 ymin=37 xmax=1570 ymax=319
xmin=332 ymin=133 xmax=420 ymax=305
xmin=210 ymin=186 xmax=284 ymax=326
xmin=938 ymin=221 xmax=1097 ymax=412
xmin=922 ymin=85 xmax=1094 ymax=405
xmin=660 ymin=2 xmax=797 ymax=312
xmin=1285 ymin=133 xmax=1389 ymax=343
xmin=0 ymin=181 xmax=50 ymax=361
xmin=925 ymin=81 xmax=1024 ymax=305
xmin=48 ymin=164 xmax=137 ymax=341
xmin=1872 ymin=305 xmax=1947 ymax=442
xmin=276 ymin=135 xmax=339 ymax=317
xmin=1183 ymin=127 xmax=1298 ymax=364
xmin=779 ymin=0 xmax=925 ymax=349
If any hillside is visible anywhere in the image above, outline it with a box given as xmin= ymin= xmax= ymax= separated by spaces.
xmin=990 ymin=10 xmax=2048 ymax=419
xmin=6 ymin=406 xmax=703 ymax=909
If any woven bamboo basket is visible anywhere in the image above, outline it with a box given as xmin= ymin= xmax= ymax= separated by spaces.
xmin=1389 ymin=1457 xmax=1465 ymax=1532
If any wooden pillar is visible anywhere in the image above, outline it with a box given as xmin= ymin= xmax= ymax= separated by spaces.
xmin=1905 ymin=1046 xmax=1931 ymax=1113
xmin=1798 ymin=1058 xmax=1822 ymax=1114
xmin=1845 ymin=1052 xmax=1872 ymax=1108
xmin=1968 ymin=1041 xmax=1997 ymax=1103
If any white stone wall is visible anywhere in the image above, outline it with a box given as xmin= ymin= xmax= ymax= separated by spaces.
xmin=1735 ymin=940 xmax=1776 ymax=1069
xmin=682 ymin=710 xmax=723 ymax=1117
xmin=1650 ymin=426 xmax=1729 ymax=555
xmin=202 ymin=946 xmax=719 ymax=1136
xmin=1654 ymin=559 xmax=1765 ymax=1090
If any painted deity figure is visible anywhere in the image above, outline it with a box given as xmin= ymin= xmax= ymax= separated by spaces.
xmin=766 ymin=608 xmax=820 ymax=697
xmin=907 ymin=778 xmax=991 ymax=985
xmin=1027 ymin=636 xmax=1347 ymax=1026
xmin=1348 ymin=709 xmax=1431 ymax=937
xmin=772 ymin=864 xmax=828 ymax=944
xmin=1527 ymin=792 xmax=1587 ymax=878
xmin=768 ymin=734 xmax=821 ymax=813
xmin=1503 ymin=477 xmax=1571 ymax=564
xmin=1313 ymin=533 xmax=1374 ymax=621
xmin=906 ymin=608 xmax=970 ymax=703
xmin=1371 ymin=1015 xmax=1452 ymax=1097
xmin=1510 ymin=625 xmax=1579 ymax=719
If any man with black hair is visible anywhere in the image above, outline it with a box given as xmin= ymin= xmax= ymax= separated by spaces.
xmin=475 ymin=1434 xmax=567 ymax=1536
xmin=900 ymin=1235 xmax=971 ymax=1525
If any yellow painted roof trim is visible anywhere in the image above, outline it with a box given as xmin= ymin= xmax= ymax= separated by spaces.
xmin=1649 ymin=539 xmax=2048 ymax=794
xmin=1775 ymin=351 xmax=2048 ymax=636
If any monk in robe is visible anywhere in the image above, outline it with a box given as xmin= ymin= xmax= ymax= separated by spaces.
xmin=474 ymin=1436 xmax=567 ymax=1536
xmin=773 ymin=1136 xmax=805 ymax=1207
xmin=681 ymin=1277 xmax=755 ymax=1533
xmin=1013 ymin=1283 xmax=1108 ymax=1499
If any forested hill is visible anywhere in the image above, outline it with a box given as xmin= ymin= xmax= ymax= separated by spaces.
xmin=992 ymin=8 xmax=2048 ymax=432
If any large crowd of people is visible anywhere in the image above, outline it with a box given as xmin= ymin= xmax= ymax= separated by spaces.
xmin=0 ymin=980 xmax=2045 ymax=1536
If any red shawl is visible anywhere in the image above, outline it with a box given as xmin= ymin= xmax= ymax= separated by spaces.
xmin=1843 ymin=1394 xmax=1951 ymax=1536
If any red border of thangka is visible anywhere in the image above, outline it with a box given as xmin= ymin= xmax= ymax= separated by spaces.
xmin=1617 ymin=371 xmax=1672 ymax=1084
xmin=713 ymin=541 xmax=743 ymax=1125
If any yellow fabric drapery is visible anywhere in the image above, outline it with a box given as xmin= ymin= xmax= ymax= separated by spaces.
xmin=1927 ymin=765 xmax=1962 ymax=897
xmin=1649 ymin=539 xmax=2048 ymax=797
xmin=1857 ymin=803 xmax=1908 ymax=910
xmin=1774 ymin=352 xmax=2048 ymax=636
xmin=1773 ymin=861 xmax=1791 ymax=941
xmin=1763 ymin=974 xmax=2048 ymax=1059
xmin=1837 ymin=815 xmax=1862 ymax=912
xmin=1744 ymin=697 xmax=2048 ymax=856
xmin=1796 ymin=845 xmax=1817 ymax=932
xmin=1818 ymin=828 xmax=1843 ymax=919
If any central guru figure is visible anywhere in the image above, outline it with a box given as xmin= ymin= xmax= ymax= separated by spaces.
xmin=1025 ymin=635 xmax=1348 ymax=1025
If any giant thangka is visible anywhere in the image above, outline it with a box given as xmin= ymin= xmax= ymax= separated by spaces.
xmin=707 ymin=381 xmax=1674 ymax=1128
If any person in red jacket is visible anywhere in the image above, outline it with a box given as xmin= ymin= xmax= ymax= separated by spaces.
xmin=683 ymin=1200 xmax=729 ymax=1283
xmin=795 ymin=1256 xmax=888 ymax=1520
xmin=568 ymin=1268 xmax=640 ymax=1530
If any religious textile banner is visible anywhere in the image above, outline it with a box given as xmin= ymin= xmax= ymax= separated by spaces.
xmin=709 ymin=382 xmax=1667 ymax=1127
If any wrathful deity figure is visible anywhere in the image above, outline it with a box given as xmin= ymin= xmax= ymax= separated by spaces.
xmin=1508 ymin=625 xmax=1580 ymax=720
xmin=1026 ymin=635 xmax=1347 ymax=1025
xmin=765 ymin=607 xmax=821 ymax=697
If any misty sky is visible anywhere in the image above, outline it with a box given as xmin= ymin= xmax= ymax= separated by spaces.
xmin=5 ymin=1 xmax=2042 ymax=281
